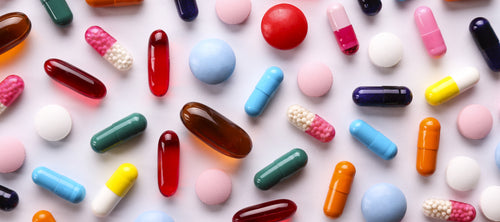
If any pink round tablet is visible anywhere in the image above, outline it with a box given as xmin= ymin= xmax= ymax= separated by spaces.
xmin=457 ymin=104 xmax=493 ymax=140
xmin=195 ymin=169 xmax=232 ymax=205
xmin=215 ymin=0 xmax=251 ymax=25
xmin=0 ymin=137 xmax=25 ymax=173
xmin=297 ymin=62 xmax=333 ymax=97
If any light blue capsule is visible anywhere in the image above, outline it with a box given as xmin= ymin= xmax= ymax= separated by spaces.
xmin=32 ymin=166 xmax=86 ymax=203
xmin=245 ymin=66 xmax=284 ymax=117
xmin=349 ymin=119 xmax=397 ymax=160
xmin=135 ymin=211 xmax=175 ymax=222
xmin=496 ymin=143 xmax=500 ymax=169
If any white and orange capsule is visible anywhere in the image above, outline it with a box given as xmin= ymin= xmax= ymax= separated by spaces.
xmin=0 ymin=75 xmax=24 ymax=115
xmin=287 ymin=105 xmax=335 ymax=143
xmin=85 ymin=26 xmax=133 ymax=71
xmin=422 ymin=198 xmax=476 ymax=222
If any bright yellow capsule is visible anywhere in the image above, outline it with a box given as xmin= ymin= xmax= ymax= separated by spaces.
xmin=425 ymin=67 xmax=479 ymax=106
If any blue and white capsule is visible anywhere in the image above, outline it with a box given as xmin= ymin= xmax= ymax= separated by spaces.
xmin=349 ymin=119 xmax=397 ymax=160
xmin=245 ymin=66 xmax=284 ymax=117
xmin=32 ymin=166 xmax=86 ymax=203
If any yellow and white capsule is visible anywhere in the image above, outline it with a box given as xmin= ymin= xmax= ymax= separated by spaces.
xmin=425 ymin=67 xmax=479 ymax=106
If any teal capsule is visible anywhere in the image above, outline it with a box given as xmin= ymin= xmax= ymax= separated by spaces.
xmin=40 ymin=0 xmax=73 ymax=26
xmin=254 ymin=148 xmax=308 ymax=190
xmin=91 ymin=113 xmax=147 ymax=153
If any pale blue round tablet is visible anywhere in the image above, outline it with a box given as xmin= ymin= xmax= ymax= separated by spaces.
xmin=361 ymin=183 xmax=407 ymax=222
xmin=135 ymin=211 xmax=174 ymax=222
xmin=496 ymin=143 xmax=500 ymax=170
xmin=189 ymin=38 xmax=236 ymax=84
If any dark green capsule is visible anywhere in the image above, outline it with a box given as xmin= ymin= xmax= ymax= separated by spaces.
xmin=91 ymin=113 xmax=147 ymax=153
xmin=254 ymin=148 xmax=308 ymax=190
xmin=41 ymin=0 xmax=73 ymax=26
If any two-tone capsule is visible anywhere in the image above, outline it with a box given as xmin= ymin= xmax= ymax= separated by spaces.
xmin=232 ymin=199 xmax=297 ymax=222
xmin=254 ymin=148 xmax=307 ymax=190
xmin=417 ymin=117 xmax=441 ymax=176
xmin=324 ymin=161 xmax=356 ymax=218
xmin=0 ymin=75 xmax=24 ymax=115
xmin=287 ymin=105 xmax=335 ymax=143
xmin=357 ymin=0 xmax=381 ymax=16
xmin=175 ymin=0 xmax=198 ymax=21
xmin=422 ymin=198 xmax=476 ymax=222
xmin=158 ymin=130 xmax=179 ymax=197
xmin=0 ymin=185 xmax=18 ymax=211
xmin=0 ymin=12 xmax=31 ymax=55
xmin=470 ymin=17 xmax=500 ymax=72
xmin=414 ymin=6 xmax=446 ymax=57
xmin=148 ymin=30 xmax=170 ymax=97
xmin=40 ymin=0 xmax=72 ymax=26
xmin=327 ymin=3 xmax=359 ymax=55
xmin=91 ymin=113 xmax=147 ymax=153
xmin=32 ymin=166 xmax=86 ymax=204
xmin=245 ymin=66 xmax=283 ymax=117
xmin=33 ymin=210 xmax=56 ymax=222
xmin=425 ymin=67 xmax=479 ymax=106
xmin=85 ymin=26 xmax=133 ymax=71
xmin=350 ymin=119 xmax=397 ymax=160
xmin=86 ymin=0 xmax=143 ymax=7
xmin=352 ymin=86 xmax=412 ymax=107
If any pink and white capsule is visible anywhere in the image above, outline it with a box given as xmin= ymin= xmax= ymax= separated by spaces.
xmin=422 ymin=198 xmax=476 ymax=222
xmin=327 ymin=3 xmax=359 ymax=55
xmin=0 ymin=75 xmax=24 ymax=115
xmin=287 ymin=105 xmax=335 ymax=143
xmin=414 ymin=6 xmax=446 ymax=57
xmin=85 ymin=26 xmax=133 ymax=71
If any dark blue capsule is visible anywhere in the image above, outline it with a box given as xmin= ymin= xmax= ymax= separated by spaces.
xmin=353 ymin=86 xmax=412 ymax=107
xmin=0 ymin=185 xmax=19 ymax=211
xmin=358 ymin=0 xmax=382 ymax=16
xmin=175 ymin=0 xmax=198 ymax=22
xmin=469 ymin=17 xmax=500 ymax=72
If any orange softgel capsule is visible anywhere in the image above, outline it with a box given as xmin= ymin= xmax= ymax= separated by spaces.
xmin=324 ymin=161 xmax=356 ymax=218
xmin=417 ymin=117 xmax=441 ymax=176
xmin=0 ymin=12 xmax=31 ymax=55
xmin=32 ymin=210 xmax=56 ymax=222
xmin=85 ymin=0 xmax=143 ymax=7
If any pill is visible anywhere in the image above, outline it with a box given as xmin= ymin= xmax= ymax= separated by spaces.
xmin=232 ymin=199 xmax=297 ymax=222
xmin=470 ymin=17 xmax=500 ymax=72
xmin=0 ymin=137 xmax=25 ymax=173
xmin=195 ymin=169 xmax=231 ymax=205
xmin=446 ymin=156 xmax=480 ymax=192
xmin=44 ymin=58 xmax=107 ymax=99
xmin=496 ymin=143 xmax=500 ymax=170
xmin=416 ymin=117 xmax=441 ymax=176
xmin=327 ymin=3 xmax=359 ymax=55
xmin=352 ymin=86 xmax=412 ymax=107
xmin=361 ymin=183 xmax=407 ymax=222
xmin=158 ymin=130 xmax=179 ymax=197
xmin=350 ymin=119 xmax=397 ymax=160
xmin=323 ymin=161 xmax=355 ymax=218
xmin=287 ymin=105 xmax=335 ymax=143
xmin=425 ymin=67 xmax=479 ymax=106
xmin=0 ymin=75 xmax=24 ymax=115
xmin=245 ymin=66 xmax=283 ymax=117
xmin=480 ymin=186 xmax=500 ymax=221
xmin=92 ymin=163 xmax=138 ymax=217
xmin=189 ymin=38 xmax=236 ymax=84
xmin=33 ymin=210 xmax=56 ymax=222
xmin=0 ymin=12 xmax=31 ymax=55
xmin=215 ymin=0 xmax=251 ymax=25
xmin=40 ymin=0 xmax=72 ymax=26
xmin=135 ymin=211 xmax=174 ymax=222
xmin=457 ymin=104 xmax=492 ymax=140
xmin=414 ymin=6 xmax=446 ymax=57
xmin=254 ymin=148 xmax=308 ymax=190
xmin=34 ymin=104 xmax=72 ymax=142
xmin=90 ymin=113 xmax=147 ymax=153
xmin=174 ymin=0 xmax=198 ymax=21
xmin=148 ymin=30 xmax=169 ymax=97
xmin=297 ymin=62 xmax=333 ymax=97
xmin=85 ymin=26 xmax=133 ymax=71
xmin=86 ymin=0 xmax=142 ymax=7
xmin=368 ymin=33 xmax=403 ymax=67
xmin=0 ymin=185 xmax=18 ymax=211
xmin=180 ymin=102 xmax=252 ymax=158
xmin=357 ymin=0 xmax=382 ymax=16
xmin=32 ymin=166 xmax=86 ymax=203
xmin=422 ymin=198 xmax=475 ymax=222
xmin=261 ymin=4 xmax=308 ymax=50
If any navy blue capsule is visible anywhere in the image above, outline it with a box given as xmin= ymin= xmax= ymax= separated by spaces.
xmin=358 ymin=0 xmax=382 ymax=16
xmin=469 ymin=17 xmax=500 ymax=72
xmin=0 ymin=185 xmax=18 ymax=211
xmin=175 ymin=0 xmax=198 ymax=22
xmin=353 ymin=86 xmax=412 ymax=107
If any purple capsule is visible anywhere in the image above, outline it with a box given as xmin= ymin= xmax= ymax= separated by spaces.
xmin=352 ymin=86 xmax=412 ymax=107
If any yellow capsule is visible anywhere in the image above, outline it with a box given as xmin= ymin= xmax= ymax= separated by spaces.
xmin=425 ymin=67 xmax=479 ymax=106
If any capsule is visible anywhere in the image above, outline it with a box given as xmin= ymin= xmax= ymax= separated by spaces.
xmin=0 ymin=12 xmax=31 ymax=55
xmin=245 ymin=66 xmax=284 ymax=117
xmin=324 ymin=161 xmax=356 ymax=218
xmin=180 ymin=102 xmax=252 ymax=158
xmin=0 ymin=185 xmax=18 ymax=211
xmin=352 ymin=86 xmax=412 ymax=107
xmin=33 ymin=210 xmax=56 ymax=222
xmin=40 ymin=0 xmax=72 ymax=26
xmin=158 ymin=130 xmax=179 ymax=197
xmin=349 ymin=119 xmax=397 ymax=160
xmin=327 ymin=3 xmax=359 ymax=55
xmin=91 ymin=113 xmax=147 ymax=153
xmin=44 ymin=59 xmax=106 ymax=99
xmin=85 ymin=26 xmax=133 ymax=71
xmin=417 ymin=117 xmax=440 ymax=176
xmin=232 ymin=199 xmax=297 ymax=222
xmin=422 ymin=198 xmax=476 ymax=222
xmin=148 ymin=30 xmax=170 ymax=97
xmin=425 ymin=67 xmax=479 ymax=106
xmin=357 ymin=0 xmax=381 ymax=16
xmin=469 ymin=17 xmax=500 ymax=72
xmin=254 ymin=148 xmax=307 ymax=190
xmin=32 ymin=166 xmax=86 ymax=204
xmin=414 ymin=6 xmax=446 ymax=57
xmin=0 ymin=75 xmax=24 ymax=115
xmin=86 ymin=0 xmax=143 ymax=7
xmin=175 ymin=0 xmax=198 ymax=22
xmin=287 ymin=105 xmax=335 ymax=143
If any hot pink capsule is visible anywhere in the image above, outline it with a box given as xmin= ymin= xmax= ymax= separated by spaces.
xmin=414 ymin=6 xmax=446 ymax=57
xmin=422 ymin=198 xmax=476 ymax=222
xmin=85 ymin=26 xmax=133 ymax=71
xmin=0 ymin=75 xmax=24 ymax=115
xmin=327 ymin=3 xmax=359 ymax=55
xmin=287 ymin=105 xmax=335 ymax=143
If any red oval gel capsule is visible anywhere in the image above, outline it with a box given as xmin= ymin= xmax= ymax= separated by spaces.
xmin=148 ymin=29 xmax=170 ymax=97
xmin=158 ymin=130 xmax=179 ymax=197
xmin=233 ymin=199 xmax=297 ymax=222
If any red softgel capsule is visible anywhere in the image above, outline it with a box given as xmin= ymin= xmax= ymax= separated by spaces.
xmin=158 ymin=130 xmax=179 ymax=197
xmin=232 ymin=199 xmax=297 ymax=222
xmin=148 ymin=29 xmax=170 ymax=97
xmin=261 ymin=3 xmax=308 ymax=50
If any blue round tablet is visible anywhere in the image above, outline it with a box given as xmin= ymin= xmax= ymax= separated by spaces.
xmin=135 ymin=211 xmax=174 ymax=222
xmin=189 ymin=38 xmax=236 ymax=84
xmin=495 ymin=143 xmax=500 ymax=170
xmin=361 ymin=183 xmax=407 ymax=222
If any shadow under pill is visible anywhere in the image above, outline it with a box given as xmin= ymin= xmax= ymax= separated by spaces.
xmin=442 ymin=0 xmax=492 ymax=10
xmin=89 ymin=4 xmax=144 ymax=17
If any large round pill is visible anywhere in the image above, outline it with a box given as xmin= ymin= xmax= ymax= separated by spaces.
xmin=135 ymin=211 xmax=174 ymax=222
xmin=261 ymin=4 xmax=308 ymax=50
xmin=480 ymin=186 xmax=500 ymax=221
xmin=361 ymin=183 xmax=407 ymax=222
xmin=457 ymin=104 xmax=493 ymax=140
xmin=34 ymin=104 xmax=72 ymax=141
xmin=195 ymin=169 xmax=232 ymax=205
xmin=215 ymin=0 xmax=251 ymax=25
xmin=368 ymin=33 xmax=403 ymax=67
xmin=189 ymin=38 xmax=236 ymax=84
xmin=297 ymin=62 xmax=333 ymax=97
xmin=0 ymin=137 xmax=25 ymax=173
xmin=446 ymin=156 xmax=480 ymax=191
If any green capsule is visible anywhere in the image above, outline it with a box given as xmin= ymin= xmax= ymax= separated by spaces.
xmin=40 ymin=0 xmax=73 ymax=26
xmin=91 ymin=113 xmax=147 ymax=153
xmin=254 ymin=148 xmax=308 ymax=190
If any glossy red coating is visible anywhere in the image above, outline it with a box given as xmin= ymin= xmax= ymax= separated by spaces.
xmin=233 ymin=199 xmax=297 ymax=222
xmin=148 ymin=29 xmax=170 ymax=96
xmin=261 ymin=4 xmax=308 ymax=50
xmin=158 ymin=130 xmax=179 ymax=197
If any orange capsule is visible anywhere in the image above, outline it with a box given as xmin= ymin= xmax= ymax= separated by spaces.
xmin=416 ymin=117 xmax=441 ymax=176
xmin=323 ymin=161 xmax=356 ymax=218
xmin=32 ymin=210 xmax=56 ymax=222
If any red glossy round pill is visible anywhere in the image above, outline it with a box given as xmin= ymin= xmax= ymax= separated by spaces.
xmin=261 ymin=3 xmax=308 ymax=50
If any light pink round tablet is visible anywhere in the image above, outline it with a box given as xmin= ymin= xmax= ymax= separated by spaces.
xmin=457 ymin=104 xmax=493 ymax=139
xmin=297 ymin=62 xmax=333 ymax=97
xmin=215 ymin=0 xmax=251 ymax=25
xmin=195 ymin=169 xmax=232 ymax=205
xmin=0 ymin=137 xmax=25 ymax=173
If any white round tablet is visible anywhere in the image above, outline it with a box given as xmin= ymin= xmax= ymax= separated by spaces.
xmin=480 ymin=186 xmax=500 ymax=221
xmin=34 ymin=104 xmax=72 ymax=141
xmin=446 ymin=156 xmax=480 ymax=192
xmin=368 ymin=32 xmax=403 ymax=68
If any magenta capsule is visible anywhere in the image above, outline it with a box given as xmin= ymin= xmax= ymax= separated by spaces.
xmin=0 ymin=75 xmax=24 ymax=115
xmin=422 ymin=198 xmax=476 ymax=222
xmin=414 ymin=6 xmax=446 ymax=57
xmin=148 ymin=29 xmax=170 ymax=97
xmin=85 ymin=26 xmax=133 ymax=71
xmin=233 ymin=199 xmax=297 ymax=222
xmin=287 ymin=104 xmax=335 ymax=143
xmin=158 ymin=130 xmax=179 ymax=197
xmin=327 ymin=3 xmax=359 ymax=55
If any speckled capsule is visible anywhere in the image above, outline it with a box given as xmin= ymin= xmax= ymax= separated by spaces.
xmin=287 ymin=105 xmax=335 ymax=143
xmin=85 ymin=26 xmax=133 ymax=71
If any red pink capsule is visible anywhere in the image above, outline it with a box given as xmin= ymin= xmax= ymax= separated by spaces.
xmin=327 ymin=3 xmax=359 ymax=55
xmin=414 ymin=6 xmax=446 ymax=57
xmin=422 ymin=198 xmax=475 ymax=222
xmin=287 ymin=105 xmax=335 ymax=143
xmin=85 ymin=26 xmax=133 ymax=71
xmin=232 ymin=199 xmax=297 ymax=222
xmin=158 ymin=130 xmax=179 ymax=197
xmin=0 ymin=75 xmax=24 ymax=115
xmin=148 ymin=30 xmax=170 ymax=97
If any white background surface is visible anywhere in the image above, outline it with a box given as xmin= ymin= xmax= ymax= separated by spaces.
xmin=1 ymin=0 xmax=500 ymax=221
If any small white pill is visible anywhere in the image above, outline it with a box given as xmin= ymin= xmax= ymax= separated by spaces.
xmin=34 ymin=104 xmax=72 ymax=141
xmin=368 ymin=32 xmax=403 ymax=68
xmin=446 ymin=156 xmax=480 ymax=192
xmin=480 ymin=186 xmax=500 ymax=221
